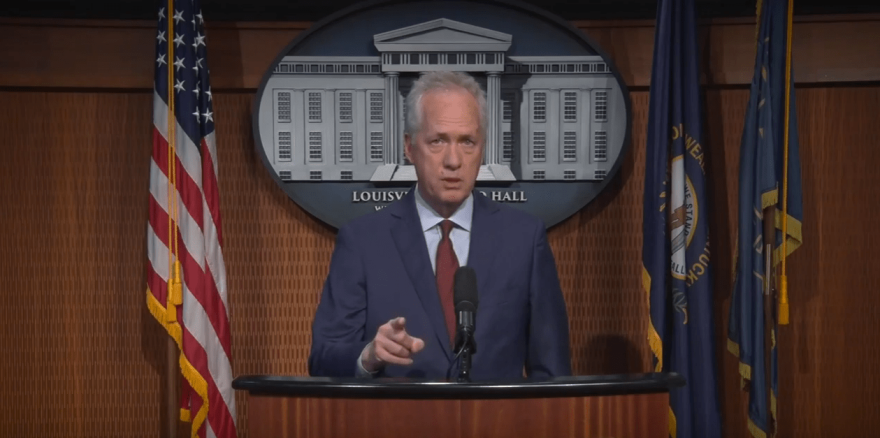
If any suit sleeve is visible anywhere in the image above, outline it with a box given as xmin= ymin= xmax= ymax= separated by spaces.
xmin=525 ymin=221 xmax=573 ymax=378
xmin=308 ymin=225 xmax=372 ymax=377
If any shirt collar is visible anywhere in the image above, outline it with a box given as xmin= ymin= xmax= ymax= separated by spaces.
xmin=413 ymin=184 xmax=474 ymax=233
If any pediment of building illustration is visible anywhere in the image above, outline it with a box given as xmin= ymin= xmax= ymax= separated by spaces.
xmin=373 ymin=18 xmax=512 ymax=52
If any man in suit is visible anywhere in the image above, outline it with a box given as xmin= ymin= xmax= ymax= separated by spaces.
xmin=308 ymin=71 xmax=571 ymax=380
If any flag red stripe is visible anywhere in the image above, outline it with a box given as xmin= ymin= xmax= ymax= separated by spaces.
xmin=152 ymin=128 xmax=206 ymax=232
xmin=182 ymin=324 xmax=235 ymax=438
xmin=148 ymin=189 xmax=170 ymax=248
xmin=146 ymin=262 xmax=167 ymax=306
xmin=206 ymin=365 xmax=237 ymax=437
xmin=201 ymin=139 xmax=224 ymax=246
xmin=148 ymin=195 xmax=233 ymax=361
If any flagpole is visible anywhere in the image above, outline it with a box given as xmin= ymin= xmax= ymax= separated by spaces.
xmin=778 ymin=0 xmax=794 ymax=325
xmin=763 ymin=206 xmax=777 ymax=436
xmin=165 ymin=0 xmax=180 ymax=436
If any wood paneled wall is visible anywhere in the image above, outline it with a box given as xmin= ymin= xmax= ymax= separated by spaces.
xmin=0 ymin=13 xmax=878 ymax=438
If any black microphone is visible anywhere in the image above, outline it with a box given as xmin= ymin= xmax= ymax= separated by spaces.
xmin=453 ymin=266 xmax=478 ymax=381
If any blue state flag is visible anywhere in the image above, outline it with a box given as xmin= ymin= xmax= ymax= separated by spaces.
xmin=642 ymin=0 xmax=723 ymax=437
xmin=728 ymin=0 xmax=805 ymax=437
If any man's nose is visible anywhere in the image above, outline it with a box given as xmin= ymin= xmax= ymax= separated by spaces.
xmin=442 ymin=143 xmax=462 ymax=169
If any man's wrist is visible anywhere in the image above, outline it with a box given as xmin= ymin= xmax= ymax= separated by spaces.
xmin=356 ymin=342 xmax=381 ymax=376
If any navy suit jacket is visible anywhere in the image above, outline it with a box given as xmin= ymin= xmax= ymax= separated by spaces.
xmin=308 ymin=189 xmax=571 ymax=380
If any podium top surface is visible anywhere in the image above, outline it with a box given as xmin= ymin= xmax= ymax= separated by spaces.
xmin=232 ymin=372 xmax=685 ymax=399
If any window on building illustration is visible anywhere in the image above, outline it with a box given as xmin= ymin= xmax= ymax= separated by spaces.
xmin=294 ymin=64 xmax=304 ymax=73
xmin=279 ymin=170 xmax=291 ymax=180
xmin=308 ymin=132 xmax=322 ymax=162
xmin=338 ymin=92 xmax=353 ymax=123
xmin=428 ymin=53 xmax=438 ymax=64
xmin=564 ymin=170 xmax=576 ymax=180
xmin=551 ymin=64 xmax=560 ymax=73
xmin=308 ymin=92 xmax=322 ymax=123
xmin=593 ymin=131 xmax=608 ymax=162
xmin=277 ymin=131 xmax=292 ymax=162
xmin=532 ymin=92 xmax=547 ymax=123
xmin=533 ymin=170 xmax=545 ymax=180
xmin=594 ymin=169 xmax=607 ymax=180
xmin=276 ymin=92 xmax=291 ymax=123
xmin=310 ymin=64 xmax=319 ymax=73
xmin=582 ymin=64 xmax=591 ymax=72
xmin=502 ymin=93 xmax=514 ymax=123
xmin=566 ymin=64 xmax=575 ymax=72
xmin=532 ymin=131 xmax=546 ymax=162
xmin=279 ymin=64 xmax=289 ymax=73
xmin=596 ymin=63 xmax=606 ymax=72
xmin=370 ymin=65 xmax=380 ymax=73
xmin=563 ymin=131 xmax=577 ymax=162
xmin=485 ymin=53 xmax=495 ymax=64
xmin=563 ymin=92 xmax=577 ymax=122
xmin=448 ymin=54 xmax=458 ymax=65
xmin=466 ymin=53 xmax=476 ymax=64
xmin=356 ymin=65 xmax=365 ymax=73
xmin=369 ymin=92 xmax=383 ymax=123
xmin=340 ymin=65 xmax=349 ymax=73
xmin=594 ymin=91 xmax=608 ymax=122
xmin=338 ymin=131 xmax=354 ymax=162
xmin=370 ymin=131 xmax=383 ymax=162
xmin=391 ymin=54 xmax=400 ymax=64
xmin=502 ymin=131 xmax=513 ymax=162
xmin=340 ymin=170 xmax=353 ymax=180
xmin=310 ymin=170 xmax=322 ymax=180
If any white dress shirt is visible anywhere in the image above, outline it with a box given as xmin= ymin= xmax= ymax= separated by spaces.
xmin=356 ymin=186 xmax=474 ymax=376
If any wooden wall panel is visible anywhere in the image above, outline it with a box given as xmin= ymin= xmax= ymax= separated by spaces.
xmin=0 ymin=13 xmax=879 ymax=438
xmin=1 ymin=15 xmax=879 ymax=90
xmin=2 ymin=85 xmax=878 ymax=437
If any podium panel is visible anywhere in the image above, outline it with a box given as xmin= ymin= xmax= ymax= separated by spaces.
xmin=235 ymin=373 xmax=683 ymax=438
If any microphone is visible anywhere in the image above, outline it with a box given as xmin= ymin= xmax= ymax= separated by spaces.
xmin=453 ymin=266 xmax=478 ymax=381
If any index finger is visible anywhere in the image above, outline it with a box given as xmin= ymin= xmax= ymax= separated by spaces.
xmin=389 ymin=317 xmax=406 ymax=332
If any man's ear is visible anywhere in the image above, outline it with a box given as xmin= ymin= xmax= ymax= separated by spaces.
xmin=404 ymin=134 xmax=413 ymax=163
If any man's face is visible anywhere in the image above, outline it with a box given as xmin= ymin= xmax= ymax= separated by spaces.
xmin=404 ymin=87 xmax=483 ymax=218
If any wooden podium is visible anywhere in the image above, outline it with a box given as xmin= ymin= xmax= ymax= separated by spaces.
xmin=232 ymin=373 xmax=684 ymax=438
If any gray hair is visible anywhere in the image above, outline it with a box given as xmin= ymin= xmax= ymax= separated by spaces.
xmin=404 ymin=71 xmax=487 ymax=140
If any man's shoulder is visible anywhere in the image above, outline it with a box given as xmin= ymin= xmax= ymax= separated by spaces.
xmin=475 ymin=193 xmax=545 ymax=232
xmin=336 ymin=197 xmax=403 ymax=239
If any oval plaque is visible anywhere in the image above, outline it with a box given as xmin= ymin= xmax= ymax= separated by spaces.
xmin=253 ymin=0 xmax=632 ymax=229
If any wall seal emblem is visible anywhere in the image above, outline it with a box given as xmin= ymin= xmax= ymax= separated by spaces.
xmin=253 ymin=0 xmax=632 ymax=229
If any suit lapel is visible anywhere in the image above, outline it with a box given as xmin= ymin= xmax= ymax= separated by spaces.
xmin=466 ymin=193 xmax=501 ymax=311
xmin=389 ymin=190 xmax=453 ymax=360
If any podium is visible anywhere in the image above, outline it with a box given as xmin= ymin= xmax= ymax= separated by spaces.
xmin=232 ymin=373 xmax=684 ymax=438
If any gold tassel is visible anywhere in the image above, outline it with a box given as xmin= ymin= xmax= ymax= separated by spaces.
xmin=166 ymin=260 xmax=183 ymax=323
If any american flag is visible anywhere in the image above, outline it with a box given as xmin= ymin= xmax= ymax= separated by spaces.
xmin=146 ymin=0 xmax=237 ymax=437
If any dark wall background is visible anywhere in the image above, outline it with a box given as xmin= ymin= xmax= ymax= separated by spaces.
xmin=0 ymin=7 xmax=878 ymax=438
xmin=3 ymin=0 xmax=879 ymax=21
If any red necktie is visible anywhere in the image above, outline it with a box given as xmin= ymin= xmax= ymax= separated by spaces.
xmin=435 ymin=219 xmax=459 ymax=344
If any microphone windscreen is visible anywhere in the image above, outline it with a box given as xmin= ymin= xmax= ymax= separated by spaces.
xmin=453 ymin=266 xmax=478 ymax=313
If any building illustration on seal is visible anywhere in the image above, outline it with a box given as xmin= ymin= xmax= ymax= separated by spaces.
xmin=255 ymin=18 xmax=627 ymax=182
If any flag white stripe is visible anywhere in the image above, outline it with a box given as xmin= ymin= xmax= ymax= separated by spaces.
xmin=150 ymin=158 xmax=229 ymax=311
xmin=147 ymin=226 xmax=170 ymax=281
xmin=149 ymin=160 xmax=205 ymax=272
xmin=153 ymin=91 xmax=168 ymax=139
xmin=205 ymin=132 xmax=219 ymax=177
xmin=182 ymin=283 xmax=237 ymax=419
xmin=150 ymin=224 xmax=236 ymax=424
xmin=203 ymin=204 xmax=228 ymax=307
xmin=153 ymin=89 xmax=204 ymax=200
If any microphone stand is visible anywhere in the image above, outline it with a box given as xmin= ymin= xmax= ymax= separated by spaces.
xmin=453 ymin=311 xmax=476 ymax=382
